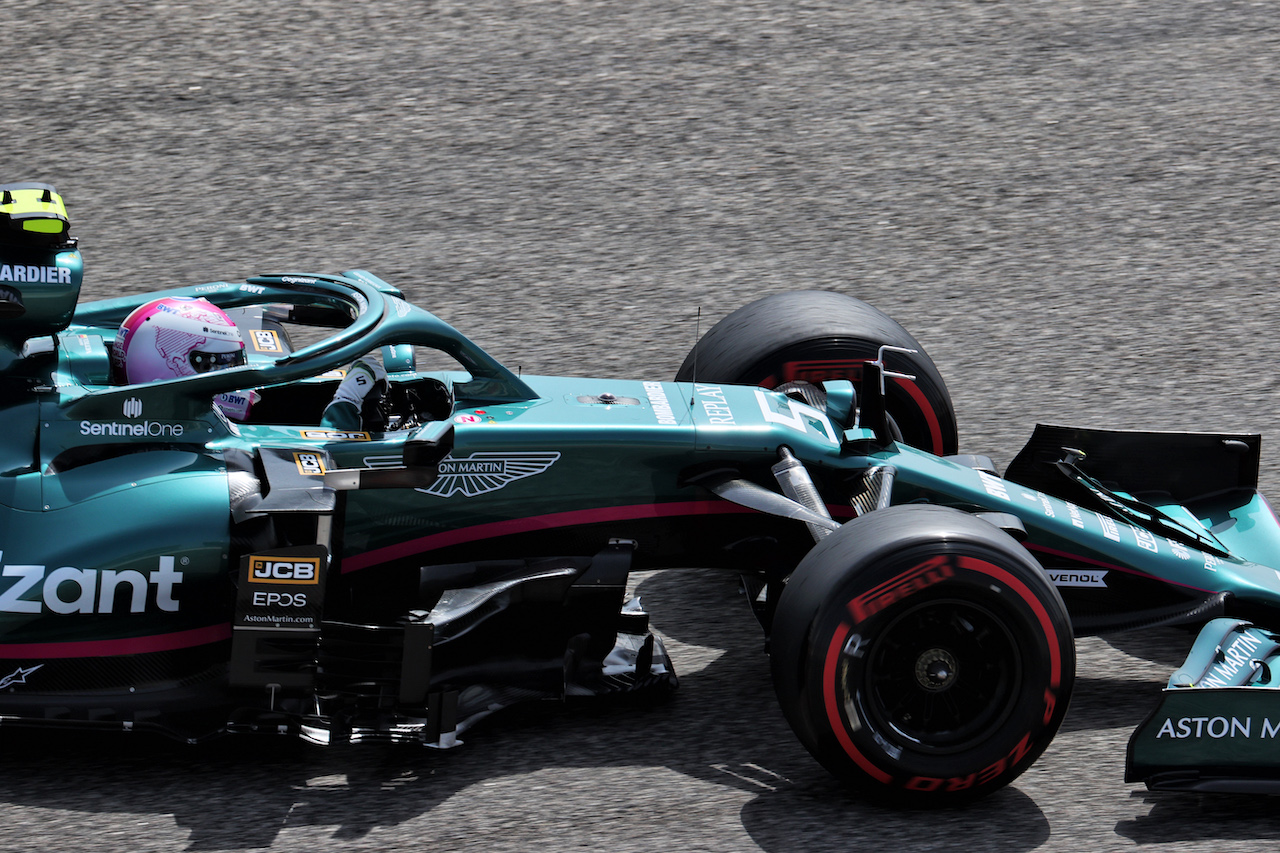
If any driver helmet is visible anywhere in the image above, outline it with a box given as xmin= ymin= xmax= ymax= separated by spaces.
xmin=112 ymin=296 xmax=246 ymax=384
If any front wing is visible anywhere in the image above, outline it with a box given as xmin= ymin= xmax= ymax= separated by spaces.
xmin=1127 ymin=618 xmax=1280 ymax=792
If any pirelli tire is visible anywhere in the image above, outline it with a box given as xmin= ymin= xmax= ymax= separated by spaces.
xmin=675 ymin=291 xmax=958 ymax=456
xmin=771 ymin=505 xmax=1075 ymax=804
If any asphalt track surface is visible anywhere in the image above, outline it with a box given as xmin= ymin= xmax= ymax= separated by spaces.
xmin=4 ymin=1 xmax=1280 ymax=850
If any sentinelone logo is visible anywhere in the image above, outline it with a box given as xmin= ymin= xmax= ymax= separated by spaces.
xmin=81 ymin=420 xmax=184 ymax=437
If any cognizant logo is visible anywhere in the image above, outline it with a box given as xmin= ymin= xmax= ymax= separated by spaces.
xmin=0 ymin=553 xmax=183 ymax=614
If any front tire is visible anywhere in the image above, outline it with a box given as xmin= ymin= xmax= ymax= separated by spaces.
xmin=771 ymin=505 xmax=1074 ymax=804
xmin=675 ymin=291 xmax=958 ymax=456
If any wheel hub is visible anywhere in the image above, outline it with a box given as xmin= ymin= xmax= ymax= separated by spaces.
xmin=914 ymin=648 xmax=959 ymax=692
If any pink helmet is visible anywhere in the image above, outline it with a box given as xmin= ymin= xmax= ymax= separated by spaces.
xmin=113 ymin=297 xmax=246 ymax=384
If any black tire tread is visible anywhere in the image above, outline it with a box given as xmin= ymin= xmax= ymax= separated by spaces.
xmin=675 ymin=291 xmax=958 ymax=455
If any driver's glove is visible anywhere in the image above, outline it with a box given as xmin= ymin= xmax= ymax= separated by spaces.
xmin=321 ymin=357 xmax=387 ymax=430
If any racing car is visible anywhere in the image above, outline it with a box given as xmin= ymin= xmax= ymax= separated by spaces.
xmin=0 ymin=182 xmax=1274 ymax=804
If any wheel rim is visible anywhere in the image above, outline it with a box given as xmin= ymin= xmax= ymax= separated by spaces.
xmin=851 ymin=597 xmax=1022 ymax=753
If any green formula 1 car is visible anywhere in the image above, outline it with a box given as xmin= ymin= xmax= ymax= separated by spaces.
xmin=0 ymin=183 xmax=1274 ymax=803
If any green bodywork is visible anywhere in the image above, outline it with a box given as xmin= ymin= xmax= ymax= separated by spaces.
xmin=5 ymin=269 xmax=1280 ymax=647
xmin=8 ymin=263 xmax=1280 ymax=773
xmin=1127 ymin=619 xmax=1280 ymax=791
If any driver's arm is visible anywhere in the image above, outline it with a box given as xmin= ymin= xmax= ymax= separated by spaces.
xmin=321 ymin=358 xmax=386 ymax=431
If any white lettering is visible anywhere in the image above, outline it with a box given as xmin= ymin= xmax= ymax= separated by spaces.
xmin=1157 ymin=716 xmax=1252 ymax=738
xmin=98 ymin=570 xmax=149 ymax=613
xmin=1200 ymin=630 xmax=1265 ymax=688
xmin=150 ymin=556 xmax=182 ymax=612
xmin=0 ymin=265 xmax=70 ymax=283
xmin=1133 ymin=527 xmax=1159 ymax=553
xmin=43 ymin=567 xmax=96 ymax=614
xmin=644 ymin=382 xmax=678 ymax=425
xmin=0 ymin=565 xmax=43 ymax=613
xmin=978 ymin=470 xmax=1011 ymax=502
xmin=251 ymin=591 xmax=309 ymax=607
xmin=79 ymin=420 xmax=185 ymax=437
xmin=696 ymin=384 xmax=735 ymax=425
xmin=0 ymin=557 xmax=183 ymax=614
xmin=754 ymin=389 xmax=838 ymax=443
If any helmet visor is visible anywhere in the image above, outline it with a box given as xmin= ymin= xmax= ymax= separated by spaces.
xmin=189 ymin=348 xmax=247 ymax=374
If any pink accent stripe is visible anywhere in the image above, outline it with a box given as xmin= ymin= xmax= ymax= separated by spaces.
xmin=1024 ymin=543 xmax=1135 ymax=574
xmin=342 ymin=500 xmax=767 ymax=573
xmin=0 ymin=623 xmax=232 ymax=659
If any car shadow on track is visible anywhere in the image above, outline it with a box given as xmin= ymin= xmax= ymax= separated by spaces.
xmin=0 ymin=568 xmax=1054 ymax=851
xmin=1117 ymin=791 xmax=1280 ymax=845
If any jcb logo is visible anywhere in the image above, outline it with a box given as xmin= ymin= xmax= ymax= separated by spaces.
xmin=251 ymin=329 xmax=283 ymax=353
xmin=248 ymin=557 xmax=321 ymax=585
xmin=294 ymin=452 xmax=325 ymax=476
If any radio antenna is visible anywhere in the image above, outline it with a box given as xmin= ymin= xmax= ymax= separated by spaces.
xmin=690 ymin=306 xmax=701 ymax=405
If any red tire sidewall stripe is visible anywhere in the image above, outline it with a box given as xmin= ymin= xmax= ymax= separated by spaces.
xmin=822 ymin=622 xmax=893 ymax=784
xmin=956 ymin=556 xmax=1063 ymax=689
xmin=890 ymin=376 xmax=945 ymax=455
xmin=819 ymin=554 xmax=1065 ymax=784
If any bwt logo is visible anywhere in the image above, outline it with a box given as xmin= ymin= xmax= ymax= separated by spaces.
xmin=248 ymin=557 xmax=321 ymax=585
xmin=123 ymin=397 xmax=143 ymax=419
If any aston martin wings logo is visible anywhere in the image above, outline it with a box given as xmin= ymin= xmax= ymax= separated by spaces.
xmin=421 ymin=451 xmax=561 ymax=498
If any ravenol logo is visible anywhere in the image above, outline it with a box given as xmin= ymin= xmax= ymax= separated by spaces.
xmin=247 ymin=556 xmax=321 ymax=585
xmin=123 ymin=397 xmax=143 ymax=419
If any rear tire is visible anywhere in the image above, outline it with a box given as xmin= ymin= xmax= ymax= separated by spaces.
xmin=675 ymin=291 xmax=957 ymax=455
xmin=771 ymin=505 xmax=1075 ymax=804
